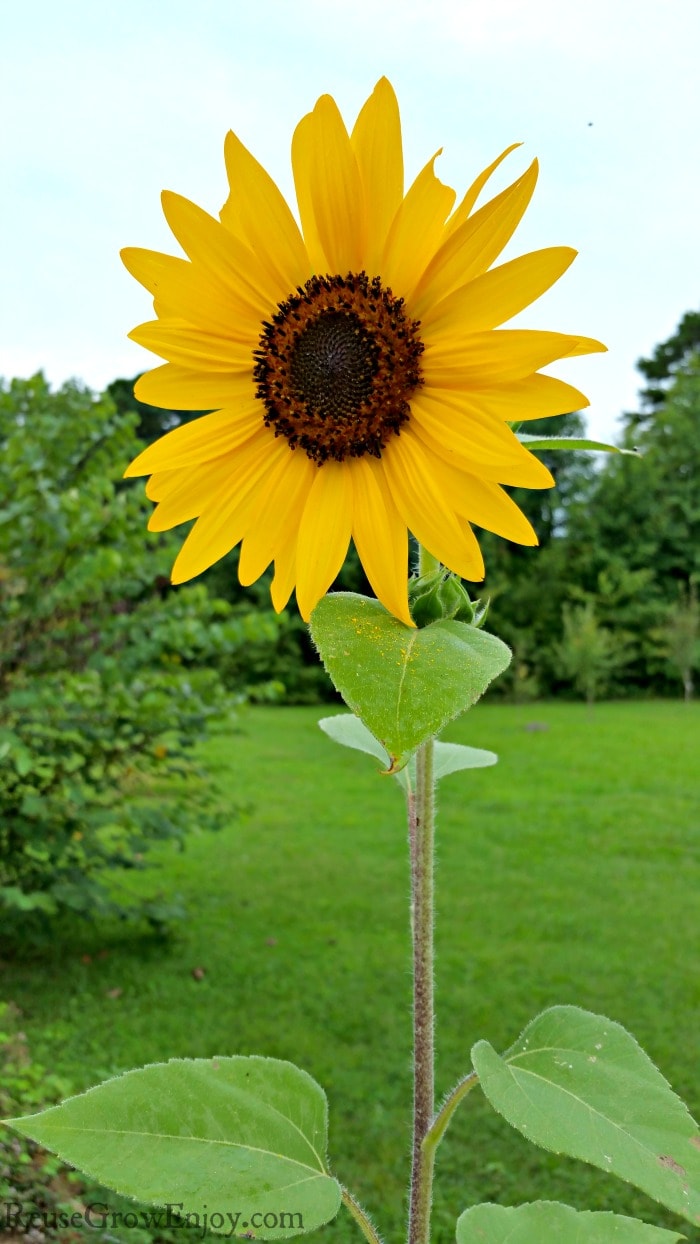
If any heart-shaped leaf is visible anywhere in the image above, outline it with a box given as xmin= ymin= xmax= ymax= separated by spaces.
xmin=472 ymin=1006 xmax=700 ymax=1225
xmin=318 ymin=713 xmax=497 ymax=791
xmin=456 ymin=1201 xmax=682 ymax=1244
xmin=310 ymin=594 xmax=510 ymax=769
xmin=7 ymin=1057 xmax=341 ymax=1239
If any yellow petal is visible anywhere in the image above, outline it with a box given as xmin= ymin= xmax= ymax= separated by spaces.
xmin=271 ymin=525 xmax=298 ymax=614
xmin=381 ymin=152 xmax=455 ymax=301
xmin=145 ymin=469 xmax=181 ymax=503
xmin=170 ymin=431 xmax=281 ymax=583
xmin=121 ymin=247 xmax=260 ymax=340
xmin=121 ymin=247 xmax=190 ymax=297
xmin=291 ymin=111 xmax=327 ymax=273
xmin=295 ymin=461 xmax=353 ymax=621
xmin=125 ymin=404 xmax=264 ymax=477
xmin=161 ymin=191 xmax=282 ymax=314
xmin=410 ymin=160 xmax=538 ymax=315
xmin=128 ymin=320 xmax=254 ymax=372
xmin=445 ymin=143 xmax=522 ymax=236
xmin=220 ymin=129 xmax=310 ymax=291
xmin=291 ymin=94 xmax=365 ymax=273
xmin=422 ymin=329 xmax=603 ymax=388
xmin=147 ymin=455 xmax=243 ymax=529
xmin=421 ymin=247 xmax=577 ymax=337
xmin=461 ymin=374 xmax=591 ymax=422
xmin=562 ymin=335 xmax=608 ymax=357
xmin=411 ymin=390 xmax=541 ymax=466
xmin=349 ymin=456 xmax=412 ymax=626
xmin=134 ymin=363 xmax=255 ymax=411
xmin=238 ymin=446 xmax=315 ymax=586
xmin=411 ymin=410 xmax=554 ymax=489
xmin=435 ymin=458 xmax=538 ymax=545
xmin=350 ymin=77 xmax=404 ymax=275
xmin=381 ymin=428 xmax=484 ymax=580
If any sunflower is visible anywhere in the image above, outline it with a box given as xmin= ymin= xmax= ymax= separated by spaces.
xmin=122 ymin=78 xmax=605 ymax=627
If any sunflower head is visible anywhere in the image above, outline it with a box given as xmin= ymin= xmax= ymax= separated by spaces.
xmin=122 ymin=77 xmax=605 ymax=627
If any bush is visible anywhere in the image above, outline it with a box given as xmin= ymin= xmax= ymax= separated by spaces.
xmin=0 ymin=376 xmax=279 ymax=932
xmin=0 ymin=668 xmax=226 ymax=934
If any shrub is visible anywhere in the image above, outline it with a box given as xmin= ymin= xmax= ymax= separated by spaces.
xmin=0 ymin=376 xmax=279 ymax=932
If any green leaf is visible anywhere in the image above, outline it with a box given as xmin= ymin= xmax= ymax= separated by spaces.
xmin=318 ymin=713 xmax=497 ymax=792
xmin=472 ymin=1005 xmax=700 ymax=1224
xmin=516 ymin=433 xmax=639 ymax=456
xmin=318 ymin=713 xmax=390 ymax=770
xmin=456 ymin=1201 xmax=683 ymax=1244
xmin=7 ymin=1056 xmax=341 ymax=1239
xmin=310 ymin=594 xmax=510 ymax=770
xmin=431 ymin=741 xmax=498 ymax=780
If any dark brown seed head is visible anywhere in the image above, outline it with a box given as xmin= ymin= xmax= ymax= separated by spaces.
xmin=253 ymin=272 xmax=424 ymax=463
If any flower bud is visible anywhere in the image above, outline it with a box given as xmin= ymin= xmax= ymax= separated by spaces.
xmin=408 ymin=569 xmax=476 ymax=627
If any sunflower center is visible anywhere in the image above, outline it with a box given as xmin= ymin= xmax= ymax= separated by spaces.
xmin=253 ymin=272 xmax=424 ymax=464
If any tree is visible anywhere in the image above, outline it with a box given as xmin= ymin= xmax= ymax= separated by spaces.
xmin=634 ymin=310 xmax=700 ymax=424
xmin=655 ymin=583 xmax=700 ymax=701
xmin=582 ymin=359 xmax=700 ymax=600
xmin=554 ymin=601 xmax=628 ymax=704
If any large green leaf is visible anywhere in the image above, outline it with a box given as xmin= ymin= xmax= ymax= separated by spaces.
xmin=472 ymin=1006 xmax=700 ymax=1224
xmin=456 ymin=1200 xmax=682 ymax=1244
xmin=318 ymin=712 xmax=497 ymax=791
xmin=7 ymin=1057 xmax=341 ymax=1239
xmin=516 ymin=433 xmax=639 ymax=455
xmin=310 ymin=594 xmax=510 ymax=770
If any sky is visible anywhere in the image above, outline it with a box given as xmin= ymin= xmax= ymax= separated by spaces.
xmin=2 ymin=0 xmax=698 ymax=443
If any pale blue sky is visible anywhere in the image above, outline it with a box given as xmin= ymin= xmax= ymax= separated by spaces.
xmin=2 ymin=0 xmax=698 ymax=441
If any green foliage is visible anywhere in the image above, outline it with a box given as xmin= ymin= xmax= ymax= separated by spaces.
xmin=10 ymin=1058 xmax=341 ymax=1240
xmin=653 ymin=583 xmax=700 ymax=701
xmin=635 ymin=310 xmax=700 ymax=420
xmin=472 ymin=1006 xmax=700 ymax=1226
xmin=554 ymin=600 xmax=629 ymax=703
xmin=0 ymin=375 xmax=279 ymax=931
xmin=310 ymin=593 xmax=510 ymax=770
xmin=0 ymin=668 xmax=223 ymax=931
xmin=582 ymin=359 xmax=700 ymax=601
xmin=456 ymin=1202 xmax=682 ymax=1244
xmin=473 ymin=330 xmax=700 ymax=700
xmin=0 ymin=1002 xmax=83 ymax=1241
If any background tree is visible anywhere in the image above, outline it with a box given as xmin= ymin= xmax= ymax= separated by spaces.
xmin=554 ymin=600 xmax=629 ymax=704
xmin=633 ymin=310 xmax=700 ymax=425
xmin=654 ymin=583 xmax=700 ymax=701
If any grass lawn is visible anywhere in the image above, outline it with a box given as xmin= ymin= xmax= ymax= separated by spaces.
xmin=3 ymin=700 xmax=700 ymax=1243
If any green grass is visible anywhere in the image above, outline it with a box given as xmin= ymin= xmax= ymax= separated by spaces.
xmin=3 ymin=701 xmax=700 ymax=1243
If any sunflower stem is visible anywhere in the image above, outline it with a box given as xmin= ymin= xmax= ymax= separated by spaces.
xmin=407 ymin=735 xmax=436 ymax=1244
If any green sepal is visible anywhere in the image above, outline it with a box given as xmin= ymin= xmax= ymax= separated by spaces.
xmin=408 ymin=569 xmax=479 ymax=627
xmin=456 ymin=1201 xmax=683 ymax=1244
xmin=318 ymin=712 xmax=497 ymax=791
xmin=472 ymin=1005 xmax=700 ymax=1225
xmin=310 ymin=594 xmax=510 ymax=771
xmin=6 ymin=1056 xmax=341 ymax=1239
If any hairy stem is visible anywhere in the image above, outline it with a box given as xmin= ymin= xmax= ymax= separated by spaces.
xmin=425 ymin=1071 xmax=479 ymax=1153
xmin=342 ymin=1187 xmax=385 ymax=1244
xmin=407 ymin=736 xmax=436 ymax=1244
